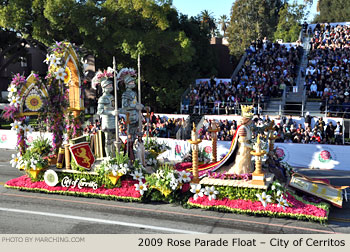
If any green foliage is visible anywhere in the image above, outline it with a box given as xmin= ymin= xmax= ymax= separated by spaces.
xmin=227 ymin=0 xmax=284 ymax=57
xmin=274 ymin=2 xmax=307 ymax=43
xmin=29 ymin=137 xmax=52 ymax=157
xmin=19 ymin=148 xmax=49 ymax=172
xmin=217 ymin=185 xmax=264 ymax=201
xmin=314 ymin=0 xmax=350 ymax=23
xmin=144 ymin=163 xmax=191 ymax=204
xmin=70 ymin=158 xmax=115 ymax=188
xmin=0 ymin=0 xmax=218 ymax=112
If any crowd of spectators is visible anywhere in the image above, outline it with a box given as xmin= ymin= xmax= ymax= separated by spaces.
xmin=85 ymin=113 xmax=344 ymax=145
xmin=305 ymin=23 xmax=350 ymax=118
xmin=185 ymin=38 xmax=303 ymax=115
xmin=198 ymin=114 xmax=344 ymax=145
xmin=85 ymin=114 xmax=187 ymax=139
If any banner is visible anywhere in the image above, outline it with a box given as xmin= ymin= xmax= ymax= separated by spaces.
xmin=157 ymin=138 xmax=350 ymax=172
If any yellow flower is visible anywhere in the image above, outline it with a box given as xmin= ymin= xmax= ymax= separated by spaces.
xmin=64 ymin=67 xmax=71 ymax=84
xmin=25 ymin=94 xmax=43 ymax=112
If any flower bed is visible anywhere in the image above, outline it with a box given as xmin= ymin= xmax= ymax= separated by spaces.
xmin=187 ymin=191 xmax=330 ymax=224
xmin=5 ymin=175 xmax=142 ymax=202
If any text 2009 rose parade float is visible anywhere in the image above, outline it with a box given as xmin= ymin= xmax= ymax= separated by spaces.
xmin=3 ymin=41 xmax=349 ymax=224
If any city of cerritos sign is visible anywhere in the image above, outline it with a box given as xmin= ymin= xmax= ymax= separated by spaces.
xmin=61 ymin=176 xmax=98 ymax=190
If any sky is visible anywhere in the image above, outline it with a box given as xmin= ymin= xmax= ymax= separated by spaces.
xmin=172 ymin=0 xmax=319 ymax=23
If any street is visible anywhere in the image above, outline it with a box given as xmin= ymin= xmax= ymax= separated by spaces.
xmin=0 ymin=149 xmax=349 ymax=234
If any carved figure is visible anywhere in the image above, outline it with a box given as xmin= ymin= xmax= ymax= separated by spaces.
xmin=118 ymin=68 xmax=144 ymax=141
xmin=96 ymin=79 xmax=116 ymax=157
xmin=134 ymin=135 xmax=146 ymax=167
xmin=227 ymin=105 xmax=255 ymax=175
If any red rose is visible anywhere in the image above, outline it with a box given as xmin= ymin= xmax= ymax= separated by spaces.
xmin=275 ymin=148 xmax=284 ymax=158
xmin=204 ymin=146 xmax=212 ymax=154
xmin=320 ymin=150 xmax=331 ymax=160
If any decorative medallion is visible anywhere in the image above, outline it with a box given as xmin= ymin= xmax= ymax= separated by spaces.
xmin=25 ymin=93 xmax=43 ymax=112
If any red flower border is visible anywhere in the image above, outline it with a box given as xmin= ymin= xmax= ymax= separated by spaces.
xmin=5 ymin=175 xmax=142 ymax=201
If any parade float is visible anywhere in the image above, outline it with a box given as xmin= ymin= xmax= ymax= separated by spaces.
xmin=3 ymin=41 xmax=349 ymax=224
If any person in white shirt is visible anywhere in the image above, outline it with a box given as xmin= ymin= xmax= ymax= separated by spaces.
xmin=310 ymin=81 xmax=318 ymax=97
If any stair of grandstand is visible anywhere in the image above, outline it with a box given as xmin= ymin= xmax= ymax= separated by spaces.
xmin=283 ymin=35 xmax=311 ymax=116
xmin=304 ymin=101 xmax=324 ymax=117
xmin=265 ymin=99 xmax=283 ymax=115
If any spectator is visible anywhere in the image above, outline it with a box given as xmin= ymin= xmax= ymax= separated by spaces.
xmin=334 ymin=121 xmax=343 ymax=145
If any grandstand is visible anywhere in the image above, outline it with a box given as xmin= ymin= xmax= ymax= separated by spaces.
xmin=179 ymin=22 xmax=350 ymax=144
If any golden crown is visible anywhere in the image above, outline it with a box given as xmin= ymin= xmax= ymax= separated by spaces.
xmin=241 ymin=105 xmax=254 ymax=118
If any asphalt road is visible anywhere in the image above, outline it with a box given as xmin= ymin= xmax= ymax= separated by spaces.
xmin=0 ymin=149 xmax=349 ymax=234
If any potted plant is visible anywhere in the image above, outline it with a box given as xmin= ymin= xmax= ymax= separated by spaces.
xmin=30 ymin=137 xmax=55 ymax=164
xmin=18 ymin=149 xmax=49 ymax=179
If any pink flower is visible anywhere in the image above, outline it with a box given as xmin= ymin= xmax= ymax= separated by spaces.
xmin=1 ymin=134 xmax=7 ymax=142
xmin=204 ymin=146 xmax=212 ymax=154
xmin=320 ymin=150 xmax=331 ymax=160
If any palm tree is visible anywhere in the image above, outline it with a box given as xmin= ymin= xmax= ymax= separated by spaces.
xmin=218 ymin=15 xmax=229 ymax=36
xmin=199 ymin=10 xmax=216 ymax=36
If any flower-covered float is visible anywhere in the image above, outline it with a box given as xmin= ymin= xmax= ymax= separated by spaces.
xmin=3 ymin=42 xmax=348 ymax=225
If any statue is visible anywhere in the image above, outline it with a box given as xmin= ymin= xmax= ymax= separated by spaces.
xmin=96 ymin=79 xmax=116 ymax=158
xmin=226 ymin=105 xmax=255 ymax=175
xmin=134 ymin=135 xmax=146 ymax=167
xmin=118 ymin=68 xmax=144 ymax=141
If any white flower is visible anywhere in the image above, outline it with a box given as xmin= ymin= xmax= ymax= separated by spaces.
xmin=179 ymin=170 xmax=191 ymax=183
xmin=131 ymin=170 xmax=144 ymax=181
xmin=190 ymin=183 xmax=204 ymax=200
xmin=147 ymin=157 xmax=157 ymax=166
xmin=134 ymin=181 xmax=147 ymax=195
xmin=10 ymin=153 xmax=21 ymax=168
xmin=23 ymin=125 xmax=33 ymax=136
xmin=276 ymin=190 xmax=282 ymax=197
xmin=204 ymin=186 xmax=219 ymax=201
xmin=43 ymin=54 xmax=52 ymax=64
xmin=110 ymin=164 xmax=119 ymax=176
xmin=30 ymin=158 xmax=38 ymax=170
xmin=272 ymin=182 xmax=282 ymax=191
xmin=155 ymin=170 xmax=163 ymax=179
xmin=10 ymin=121 xmax=22 ymax=132
xmin=256 ymin=191 xmax=272 ymax=207
xmin=17 ymin=159 xmax=28 ymax=170
xmin=55 ymin=67 xmax=66 ymax=81
xmin=166 ymin=172 xmax=176 ymax=180
xmin=277 ymin=195 xmax=289 ymax=210
xmin=170 ymin=179 xmax=179 ymax=190
xmin=119 ymin=166 xmax=128 ymax=175
xmin=50 ymin=55 xmax=61 ymax=67
xmin=7 ymin=85 xmax=17 ymax=94
xmin=9 ymin=96 xmax=20 ymax=107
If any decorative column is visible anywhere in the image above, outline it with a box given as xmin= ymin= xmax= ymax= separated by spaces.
xmin=208 ymin=121 xmax=219 ymax=162
xmin=268 ymin=134 xmax=279 ymax=154
xmin=188 ymin=123 xmax=202 ymax=184
xmin=267 ymin=120 xmax=278 ymax=154
xmin=250 ymin=135 xmax=267 ymax=186
xmin=65 ymin=144 xmax=71 ymax=169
